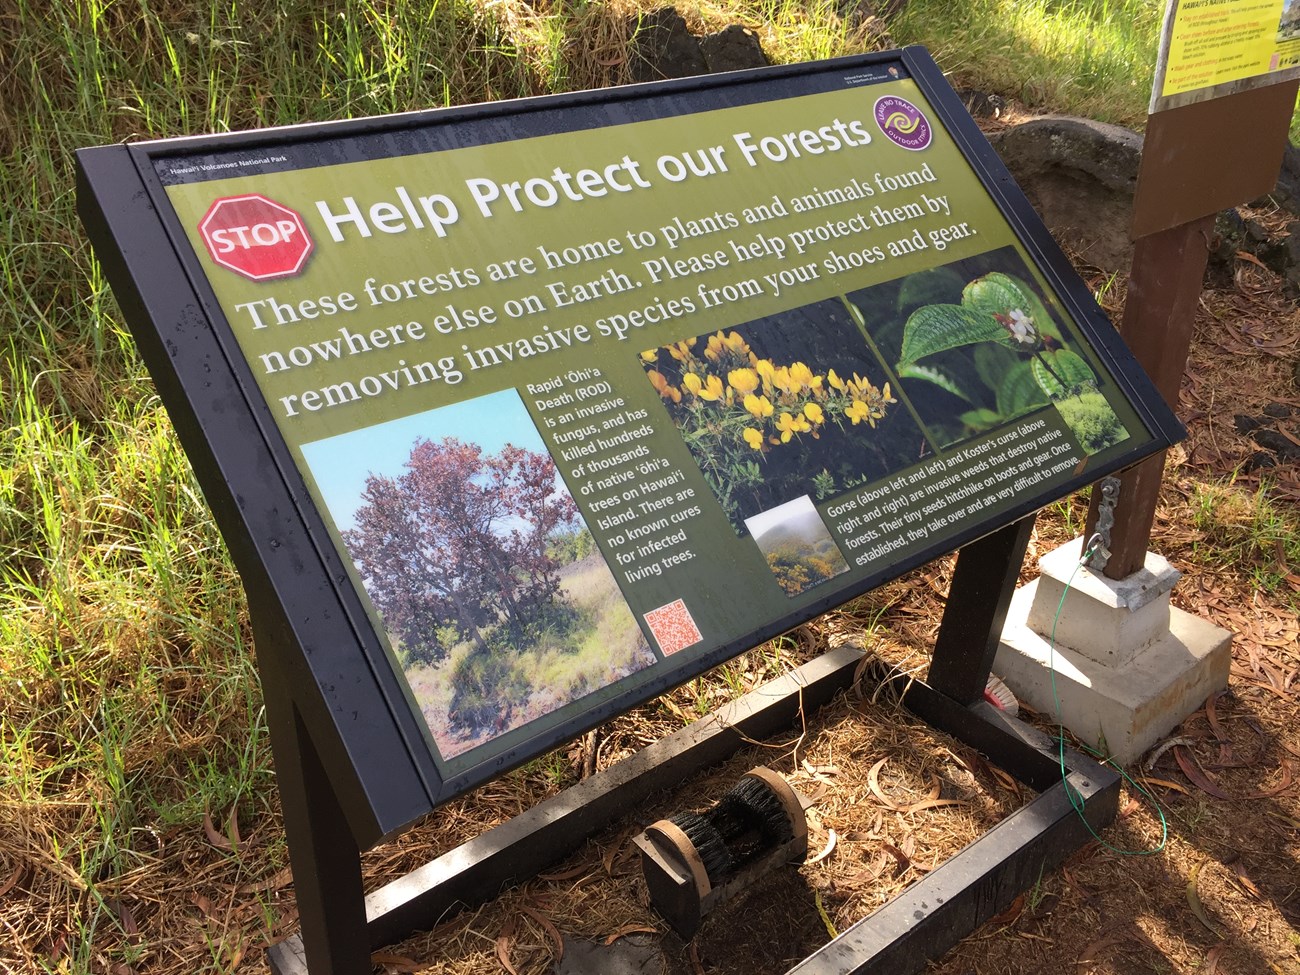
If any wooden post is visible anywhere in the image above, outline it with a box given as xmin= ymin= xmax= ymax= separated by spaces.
xmin=1082 ymin=215 xmax=1213 ymax=578
xmin=1083 ymin=79 xmax=1299 ymax=578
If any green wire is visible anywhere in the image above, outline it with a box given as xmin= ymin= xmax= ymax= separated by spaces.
xmin=1046 ymin=542 xmax=1168 ymax=856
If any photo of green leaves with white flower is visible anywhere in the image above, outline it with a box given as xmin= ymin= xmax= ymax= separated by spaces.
xmin=847 ymin=245 xmax=1130 ymax=455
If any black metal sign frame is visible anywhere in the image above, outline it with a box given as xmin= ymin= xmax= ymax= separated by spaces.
xmin=77 ymin=48 xmax=1175 ymax=974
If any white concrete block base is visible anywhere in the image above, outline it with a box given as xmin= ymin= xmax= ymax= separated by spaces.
xmin=994 ymin=537 xmax=1231 ymax=765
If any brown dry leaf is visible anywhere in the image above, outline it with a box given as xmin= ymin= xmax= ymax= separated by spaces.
xmin=496 ymin=915 xmax=518 ymax=975
xmin=537 ymin=864 xmax=589 ymax=883
xmin=604 ymin=924 xmax=658 ymax=945
xmin=1241 ymin=759 xmax=1294 ymax=799
xmin=237 ymin=865 xmax=294 ymax=895
xmin=371 ymin=951 xmax=422 ymax=972
xmin=520 ymin=906 xmax=563 ymax=963
xmin=1186 ymin=861 xmax=1219 ymax=937
xmin=807 ymin=828 xmax=837 ymax=865
xmin=942 ymin=747 xmax=976 ymax=775
xmin=802 ymin=759 xmax=840 ymax=777
xmin=1205 ymin=692 xmax=1228 ymax=740
xmin=0 ymin=863 xmax=22 ymax=899
xmin=988 ymin=765 xmax=1020 ymax=793
xmin=203 ymin=809 xmax=233 ymax=851
xmin=688 ymin=941 xmax=705 ymax=975
xmin=800 ymin=781 xmax=830 ymax=803
xmin=1228 ymin=860 xmax=1262 ymax=898
xmin=659 ymin=696 xmax=693 ymax=724
xmin=189 ymin=891 xmax=217 ymax=920
xmin=226 ymin=941 xmax=245 ymax=970
xmin=107 ymin=897 xmax=140 ymax=941
xmin=601 ymin=833 xmax=639 ymax=876
xmin=903 ymin=798 xmax=967 ymax=815
xmin=990 ymin=892 xmax=1025 ymax=926
xmin=48 ymin=931 xmax=67 ymax=963
xmin=226 ymin=806 xmax=243 ymax=851
xmin=867 ymin=757 xmax=899 ymax=810
xmin=880 ymin=841 xmax=910 ymax=878
xmin=1266 ymin=809 xmax=1300 ymax=829
xmin=1075 ymin=933 xmax=1127 ymax=969
xmin=1204 ymin=943 xmax=1227 ymax=975
xmin=1174 ymin=746 xmax=1234 ymax=800
xmin=1176 ymin=745 xmax=1295 ymax=800
xmin=1139 ymin=776 xmax=1192 ymax=796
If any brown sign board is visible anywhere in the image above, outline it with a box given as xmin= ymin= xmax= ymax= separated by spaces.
xmin=1133 ymin=77 xmax=1299 ymax=238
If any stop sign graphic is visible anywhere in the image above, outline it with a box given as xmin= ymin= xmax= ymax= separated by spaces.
xmin=198 ymin=194 xmax=314 ymax=282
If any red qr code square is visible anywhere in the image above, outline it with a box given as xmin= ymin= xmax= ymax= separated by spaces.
xmin=644 ymin=599 xmax=702 ymax=655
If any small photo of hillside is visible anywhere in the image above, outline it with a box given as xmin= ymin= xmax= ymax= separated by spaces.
xmin=744 ymin=495 xmax=850 ymax=597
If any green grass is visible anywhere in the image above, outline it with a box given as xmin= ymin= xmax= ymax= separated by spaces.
xmin=0 ymin=0 xmax=536 ymax=967
xmin=890 ymin=0 xmax=1300 ymax=140
xmin=1188 ymin=478 xmax=1300 ymax=608
xmin=891 ymin=0 xmax=1161 ymax=126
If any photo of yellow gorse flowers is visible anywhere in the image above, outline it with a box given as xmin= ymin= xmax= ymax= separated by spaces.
xmin=744 ymin=496 xmax=851 ymax=597
xmin=640 ymin=298 xmax=926 ymax=534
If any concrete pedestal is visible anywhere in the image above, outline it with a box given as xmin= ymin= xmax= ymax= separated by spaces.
xmin=994 ymin=536 xmax=1231 ymax=764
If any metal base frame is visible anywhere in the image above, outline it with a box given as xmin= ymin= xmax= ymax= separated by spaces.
xmin=267 ymin=518 xmax=1120 ymax=975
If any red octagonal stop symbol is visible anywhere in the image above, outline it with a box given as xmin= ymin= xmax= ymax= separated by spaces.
xmin=198 ymin=194 xmax=314 ymax=282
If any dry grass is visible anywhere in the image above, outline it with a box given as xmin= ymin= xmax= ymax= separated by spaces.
xmin=371 ymin=646 xmax=1034 ymax=975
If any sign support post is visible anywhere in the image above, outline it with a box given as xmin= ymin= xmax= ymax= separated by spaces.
xmin=997 ymin=12 xmax=1296 ymax=758
xmin=259 ymin=645 xmax=370 ymax=975
xmin=262 ymin=514 xmax=1125 ymax=975
xmin=1083 ymin=2 xmax=1300 ymax=575
xmin=928 ymin=516 xmax=1035 ymax=702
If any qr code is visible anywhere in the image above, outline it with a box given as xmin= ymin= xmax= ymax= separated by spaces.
xmin=644 ymin=599 xmax=702 ymax=655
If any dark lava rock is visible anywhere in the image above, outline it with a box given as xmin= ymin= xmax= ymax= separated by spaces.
xmin=955 ymin=88 xmax=1006 ymax=119
xmin=699 ymin=24 xmax=767 ymax=73
xmin=1246 ymin=451 xmax=1279 ymax=471
xmin=1253 ymin=141 xmax=1300 ymax=215
xmin=1234 ymin=413 xmax=1266 ymax=433
xmin=630 ymin=7 xmax=708 ymax=82
xmin=1253 ymin=429 xmax=1300 ymax=461
xmin=988 ymin=116 xmax=1142 ymax=271
xmin=629 ymin=9 xmax=769 ymax=81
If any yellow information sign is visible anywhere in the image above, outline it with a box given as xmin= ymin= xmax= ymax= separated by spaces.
xmin=1154 ymin=0 xmax=1300 ymax=109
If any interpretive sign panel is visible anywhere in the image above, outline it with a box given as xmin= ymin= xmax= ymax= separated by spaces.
xmin=79 ymin=50 xmax=1179 ymax=819
xmin=1153 ymin=0 xmax=1300 ymax=111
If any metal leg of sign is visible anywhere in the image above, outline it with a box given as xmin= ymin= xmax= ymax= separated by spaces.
xmin=788 ymin=688 xmax=1119 ymax=975
xmin=927 ymin=516 xmax=1035 ymax=705
xmin=263 ymin=673 xmax=371 ymax=975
